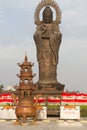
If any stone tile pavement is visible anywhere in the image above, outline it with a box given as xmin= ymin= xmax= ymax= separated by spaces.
xmin=0 ymin=118 xmax=87 ymax=130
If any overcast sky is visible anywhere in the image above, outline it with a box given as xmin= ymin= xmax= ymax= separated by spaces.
xmin=0 ymin=0 xmax=87 ymax=92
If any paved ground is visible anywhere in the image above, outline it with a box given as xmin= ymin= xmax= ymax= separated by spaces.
xmin=0 ymin=119 xmax=87 ymax=130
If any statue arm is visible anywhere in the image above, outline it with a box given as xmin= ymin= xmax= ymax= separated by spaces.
xmin=49 ymin=25 xmax=62 ymax=65
xmin=33 ymin=29 xmax=42 ymax=63
xmin=37 ymin=24 xmax=47 ymax=34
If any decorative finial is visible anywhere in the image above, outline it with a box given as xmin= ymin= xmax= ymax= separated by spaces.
xmin=25 ymin=51 xmax=28 ymax=61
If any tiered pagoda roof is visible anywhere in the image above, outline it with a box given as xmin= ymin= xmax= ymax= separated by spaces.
xmin=16 ymin=55 xmax=36 ymax=90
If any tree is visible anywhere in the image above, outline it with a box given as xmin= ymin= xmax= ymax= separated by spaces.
xmin=0 ymin=84 xmax=4 ymax=92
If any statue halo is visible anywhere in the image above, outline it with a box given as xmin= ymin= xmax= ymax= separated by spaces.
xmin=34 ymin=0 xmax=61 ymax=25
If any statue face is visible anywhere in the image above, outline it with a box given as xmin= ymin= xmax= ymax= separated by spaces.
xmin=43 ymin=6 xmax=53 ymax=23
xmin=43 ymin=15 xmax=52 ymax=23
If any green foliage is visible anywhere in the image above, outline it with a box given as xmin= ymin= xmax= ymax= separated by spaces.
xmin=80 ymin=105 xmax=87 ymax=109
xmin=0 ymin=84 xmax=4 ymax=91
xmin=80 ymin=105 xmax=87 ymax=117
xmin=47 ymin=105 xmax=60 ymax=109
xmin=6 ymin=103 xmax=10 ymax=106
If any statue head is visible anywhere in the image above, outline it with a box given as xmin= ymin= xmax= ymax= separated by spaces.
xmin=43 ymin=6 xmax=53 ymax=23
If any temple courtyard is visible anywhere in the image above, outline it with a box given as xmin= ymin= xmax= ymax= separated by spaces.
xmin=0 ymin=118 xmax=87 ymax=130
